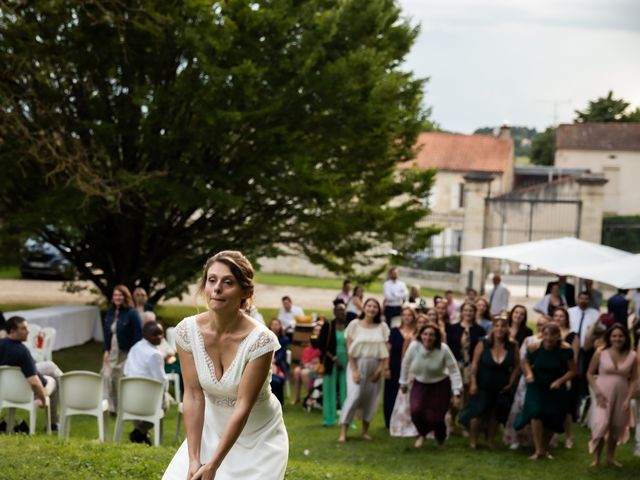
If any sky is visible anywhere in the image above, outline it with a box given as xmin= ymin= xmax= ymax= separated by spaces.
xmin=398 ymin=0 xmax=640 ymax=133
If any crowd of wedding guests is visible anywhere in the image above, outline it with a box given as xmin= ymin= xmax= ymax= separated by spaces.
xmin=275 ymin=269 xmax=640 ymax=466
xmin=2 ymin=269 xmax=640 ymax=466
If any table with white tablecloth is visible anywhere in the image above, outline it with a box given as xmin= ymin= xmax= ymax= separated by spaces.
xmin=4 ymin=305 xmax=103 ymax=351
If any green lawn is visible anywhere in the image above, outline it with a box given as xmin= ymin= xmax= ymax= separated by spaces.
xmin=1 ymin=343 xmax=638 ymax=479
xmin=0 ymin=265 xmax=21 ymax=279
xmin=255 ymin=271 xmax=386 ymax=293
xmin=255 ymin=271 xmax=443 ymax=298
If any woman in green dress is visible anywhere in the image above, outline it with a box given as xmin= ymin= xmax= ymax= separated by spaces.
xmin=460 ymin=316 xmax=520 ymax=448
xmin=515 ymin=322 xmax=576 ymax=460
xmin=319 ymin=301 xmax=348 ymax=426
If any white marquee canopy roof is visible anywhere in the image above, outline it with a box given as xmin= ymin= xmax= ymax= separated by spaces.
xmin=463 ymin=237 xmax=632 ymax=278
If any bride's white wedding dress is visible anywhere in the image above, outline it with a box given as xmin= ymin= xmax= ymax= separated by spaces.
xmin=162 ymin=316 xmax=288 ymax=479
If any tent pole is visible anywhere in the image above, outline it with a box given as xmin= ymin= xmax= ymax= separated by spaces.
xmin=526 ymin=265 xmax=530 ymax=298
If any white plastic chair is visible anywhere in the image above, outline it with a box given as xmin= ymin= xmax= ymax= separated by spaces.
xmin=0 ymin=366 xmax=51 ymax=435
xmin=175 ymin=402 xmax=184 ymax=443
xmin=40 ymin=327 xmax=56 ymax=362
xmin=59 ymin=370 xmax=109 ymax=441
xmin=165 ymin=327 xmax=177 ymax=351
xmin=113 ymin=377 xmax=165 ymax=446
xmin=166 ymin=372 xmax=181 ymax=404
xmin=25 ymin=323 xmax=42 ymax=350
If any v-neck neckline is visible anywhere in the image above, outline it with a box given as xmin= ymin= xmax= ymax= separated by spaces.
xmin=194 ymin=319 xmax=258 ymax=383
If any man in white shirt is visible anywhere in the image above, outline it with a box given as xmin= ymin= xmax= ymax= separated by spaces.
xmin=383 ymin=267 xmax=408 ymax=326
xmin=124 ymin=321 xmax=167 ymax=445
xmin=277 ymin=296 xmax=304 ymax=336
xmin=568 ymin=291 xmax=600 ymax=349
xmin=488 ymin=273 xmax=510 ymax=316
xmin=568 ymin=291 xmax=600 ymax=419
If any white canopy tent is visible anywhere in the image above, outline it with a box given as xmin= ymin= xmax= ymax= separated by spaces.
xmin=463 ymin=237 xmax=631 ymax=276
xmin=561 ymin=254 xmax=640 ymax=290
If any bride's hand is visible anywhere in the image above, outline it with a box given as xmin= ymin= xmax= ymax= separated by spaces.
xmin=192 ymin=462 xmax=217 ymax=480
xmin=187 ymin=459 xmax=202 ymax=480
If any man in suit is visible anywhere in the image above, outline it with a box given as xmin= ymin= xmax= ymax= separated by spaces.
xmin=545 ymin=275 xmax=576 ymax=308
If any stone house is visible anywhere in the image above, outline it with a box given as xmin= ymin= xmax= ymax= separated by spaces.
xmin=399 ymin=128 xmax=514 ymax=257
xmin=554 ymin=123 xmax=640 ymax=216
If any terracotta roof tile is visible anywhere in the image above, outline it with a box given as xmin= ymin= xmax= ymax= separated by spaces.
xmin=399 ymin=132 xmax=513 ymax=172
xmin=556 ymin=123 xmax=640 ymax=151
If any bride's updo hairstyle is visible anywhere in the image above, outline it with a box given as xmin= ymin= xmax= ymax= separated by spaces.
xmin=199 ymin=250 xmax=255 ymax=309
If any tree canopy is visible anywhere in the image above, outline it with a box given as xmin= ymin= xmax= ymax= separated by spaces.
xmin=0 ymin=0 xmax=437 ymax=302
xmin=574 ymin=90 xmax=640 ymax=123
xmin=530 ymin=127 xmax=556 ymax=166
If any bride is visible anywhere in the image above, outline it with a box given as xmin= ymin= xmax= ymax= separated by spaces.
xmin=163 ymin=251 xmax=288 ymax=480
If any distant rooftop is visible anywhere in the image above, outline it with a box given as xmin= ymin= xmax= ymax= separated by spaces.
xmin=399 ymin=132 xmax=513 ymax=173
xmin=556 ymin=123 xmax=640 ymax=151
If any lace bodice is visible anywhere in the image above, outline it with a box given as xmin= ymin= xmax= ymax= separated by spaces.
xmin=174 ymin=316 xmax=280 ymax=407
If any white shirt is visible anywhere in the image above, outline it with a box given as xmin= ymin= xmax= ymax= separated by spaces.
xmin=124 ymin=339 xmax=167 ymax=387
xmin=383 ymin=279 xmax=408 ymax=307
xmin=399 ymin=341 xmax=462 ymax=395
xmin=568 ymin=306 xmax=600 ymax=348
xmin=488 ymin=283 xmax=510 ymax=316
xmin=277 ymin=305 xmax=304 ymax=331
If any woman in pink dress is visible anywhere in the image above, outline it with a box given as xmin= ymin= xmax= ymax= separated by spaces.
xmin=587 ymin=324 xmax=638 ymax=467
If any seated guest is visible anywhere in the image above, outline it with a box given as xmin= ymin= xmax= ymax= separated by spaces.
xmin=0 ymin=316 xmax=60 ymax=429
xmin=277 ymin=296 xmax=304 ymax=336
xmin=123 ymin=321 xmax=168 ymax=445
xmin=269 ymin=318 xmax=290 ymax=379
xmin=270 ymin=356 xmax=286 ymax=405
xmin=290 ymin=324 xmax=322 ymax=405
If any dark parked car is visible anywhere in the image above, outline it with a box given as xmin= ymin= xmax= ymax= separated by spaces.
xmin=20 ymin=239 xmax=75 ymax=279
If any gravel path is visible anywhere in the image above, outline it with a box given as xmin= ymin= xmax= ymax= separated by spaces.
xmin=0 ymin=278 xmax=537 ymax=313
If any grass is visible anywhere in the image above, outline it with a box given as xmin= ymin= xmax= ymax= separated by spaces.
xmin=1 ymin=343 xmax=638 ymax=479
xmin=255 ymin=271 xmax=385 ymax=293
xmin=0 ymin=265 xmax=21 ymax=279
xmin=255 ymin=271 xmax=443 ymax=298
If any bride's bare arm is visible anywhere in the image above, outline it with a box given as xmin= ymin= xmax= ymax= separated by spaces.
xmin=178 ymin=345 xmax=206 ymax=477
xmin=194 ymin=351 xmax=273 ymax=478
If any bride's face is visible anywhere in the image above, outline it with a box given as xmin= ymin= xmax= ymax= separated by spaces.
xmin=204 ymin=262 xmax=245 ymax=312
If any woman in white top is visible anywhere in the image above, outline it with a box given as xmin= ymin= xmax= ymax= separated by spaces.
xmin=338 ymin=298 xmax=390 ymax=443
xmin=399 ymin=324 xmax=462 ymax=448
xmin=163 ymin=251 xmax=287 ymax=480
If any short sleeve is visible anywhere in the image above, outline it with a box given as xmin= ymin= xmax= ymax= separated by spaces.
xmin=380 ymin=322 xmax=390 ymax=341
xmin=174 ymin=318 xmax=192 ymax=353
xmin=247 ymin=329 xmax=280 ymax=362
xmin=18 ymin=346 xmax=37 ymax=378
xmin=345 ymin=319 xmax=358 ymax=339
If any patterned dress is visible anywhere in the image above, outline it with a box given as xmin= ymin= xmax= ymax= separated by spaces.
xmin=163 ymin=316 xmax=288 ymax=480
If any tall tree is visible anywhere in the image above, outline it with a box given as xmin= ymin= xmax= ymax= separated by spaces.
xmin=575 ymin=90 xmax=640 ymax=123
xmin=0 ymin=0 xmax=437 ymax=302
xmin=530 ymin=127 xmax=556 ymax=166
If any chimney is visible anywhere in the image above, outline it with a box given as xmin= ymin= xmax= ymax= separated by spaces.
xmin=496 ymin=124 xmax=511 ymax=141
